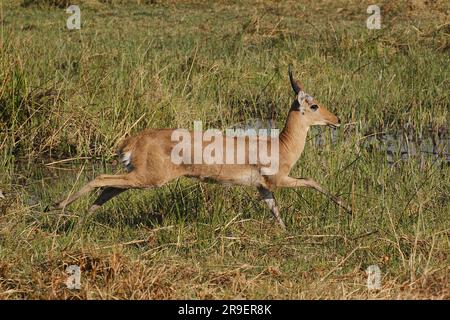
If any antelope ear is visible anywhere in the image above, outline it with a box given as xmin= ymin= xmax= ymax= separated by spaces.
xmin=288 ymin=65 xmax=302 ymax=95
xmin=296 ymin=91 xmax=307 ymax=114
xmin=297 ymin=91 xmax=307 ymax=103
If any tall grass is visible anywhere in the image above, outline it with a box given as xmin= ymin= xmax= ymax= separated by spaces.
xmin=0 ymin=0 xmax=448 ymax=299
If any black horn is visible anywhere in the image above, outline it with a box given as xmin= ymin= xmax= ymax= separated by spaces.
xmin=288 ymin=64 xmax=301 ymax=95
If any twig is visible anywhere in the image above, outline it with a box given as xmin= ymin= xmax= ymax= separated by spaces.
xmin=100 ymin=239 xmax=149 ymax=249
xmin=320 ymin=246 xmax=364 ymax=281
xmin=45 ymin=157 xmax=92 ymax=166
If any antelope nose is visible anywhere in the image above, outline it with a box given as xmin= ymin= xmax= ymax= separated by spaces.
xmin=337 ymin=118 xmax=341 ymax=125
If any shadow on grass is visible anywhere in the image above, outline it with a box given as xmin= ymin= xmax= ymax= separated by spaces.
xmin=89 ymin=182 xmax=206 ymax=229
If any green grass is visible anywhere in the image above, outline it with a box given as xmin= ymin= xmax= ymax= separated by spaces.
xmin=0 ymin=0 xmax=449 ymax=299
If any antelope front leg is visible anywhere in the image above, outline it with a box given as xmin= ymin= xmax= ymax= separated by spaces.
xmin=279 ymin=177 xmax=352 ymax=214
xmin=257 ymin=186 xmax=286 ymax=230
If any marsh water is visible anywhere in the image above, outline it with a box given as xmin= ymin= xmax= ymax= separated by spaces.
xmin=360 ymin=132 xmax=449 ymax=165
xmin=234 ymin=118 xmax=449 ymax=165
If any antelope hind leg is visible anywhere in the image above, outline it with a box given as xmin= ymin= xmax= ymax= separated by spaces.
xmin=53 ymin=174 xmax=138 ymax=210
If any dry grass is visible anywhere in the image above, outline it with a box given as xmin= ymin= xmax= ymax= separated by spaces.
xmin=0 ymin=0 xmax=449 ymax=299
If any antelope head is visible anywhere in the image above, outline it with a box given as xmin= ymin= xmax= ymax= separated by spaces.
xmin=288 ymin=66 xmax=341 ymax=129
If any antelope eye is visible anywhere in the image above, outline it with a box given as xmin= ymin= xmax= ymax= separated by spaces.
xmin=310 ymin=104 xmax=319 ymax=111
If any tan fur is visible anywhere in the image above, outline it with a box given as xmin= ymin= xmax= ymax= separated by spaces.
xmin=53 ymin=68 xmax=351 ymax=229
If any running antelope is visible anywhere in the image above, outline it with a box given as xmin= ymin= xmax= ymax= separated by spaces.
xmin=52 ymin=66 xmax=351 ymax=229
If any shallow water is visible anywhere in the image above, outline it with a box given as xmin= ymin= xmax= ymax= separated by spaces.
xmin=360 ymin=132 xmax=449 ymax=165
xmin=234 ymin=118 xmax=449 ymax=165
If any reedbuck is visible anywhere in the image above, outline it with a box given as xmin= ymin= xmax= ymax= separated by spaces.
xmin=53 ymin=66 xmax=351 ymax=229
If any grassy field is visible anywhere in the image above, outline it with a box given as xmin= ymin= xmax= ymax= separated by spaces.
xmin=0 ymin=0 xmax=449 ymax=299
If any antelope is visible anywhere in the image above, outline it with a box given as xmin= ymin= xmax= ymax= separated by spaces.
xmin=52 ymin=66 xmax=351 ymax=229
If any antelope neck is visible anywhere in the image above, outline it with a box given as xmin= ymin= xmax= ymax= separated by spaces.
xmin=279 ymin=110 xmax=309 ymax=171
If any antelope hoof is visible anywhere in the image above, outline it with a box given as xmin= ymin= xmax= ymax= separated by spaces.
xmin=276 ymin=219 xmax=286 ymax=231
xmin=46 ymin=202 xmax=64 ymax=211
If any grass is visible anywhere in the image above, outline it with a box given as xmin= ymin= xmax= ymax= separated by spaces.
xmin=0 ymin=0 xmax=449 ymax=299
